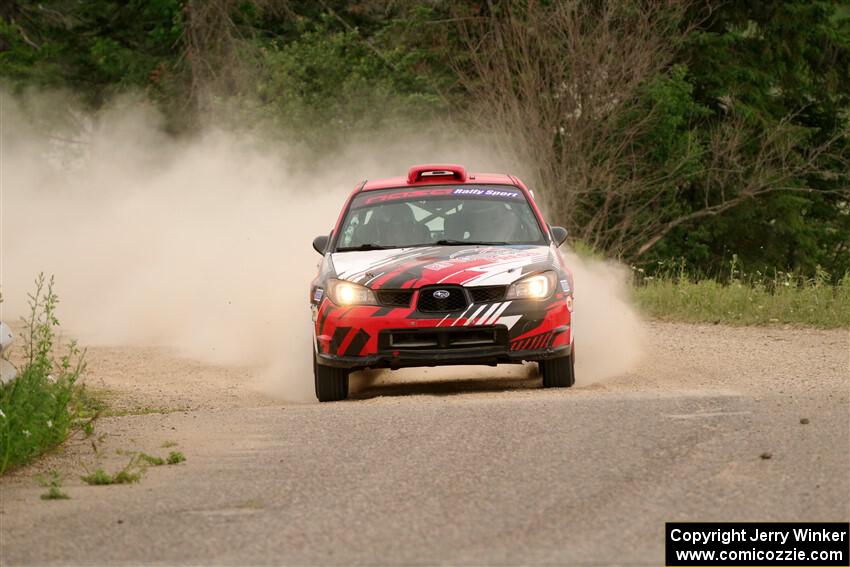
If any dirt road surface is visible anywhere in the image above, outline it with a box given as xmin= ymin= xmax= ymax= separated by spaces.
xmin=1 ymin=322 xmax=848 ymax=565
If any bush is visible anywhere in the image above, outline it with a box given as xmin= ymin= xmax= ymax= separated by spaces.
xmin=0 ymin=275 xmax=88 ymax=474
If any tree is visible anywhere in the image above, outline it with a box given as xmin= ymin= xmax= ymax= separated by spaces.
xmin=452 ymin=0 xmax=850 ymax=275
xmin=661 ymin=0 xmax=850 ymax=276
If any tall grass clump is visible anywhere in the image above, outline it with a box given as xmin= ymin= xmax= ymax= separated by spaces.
xmin=0 ymin=274 xmax=89 ymax=474
xmin=633 ymin=259 xmax=850 ymax=328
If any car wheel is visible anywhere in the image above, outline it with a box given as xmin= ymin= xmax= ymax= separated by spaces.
xmin=540 ymin=354 xmax=575 ymax=388
xmin=314 ymin=356 xmax=349 ymax=402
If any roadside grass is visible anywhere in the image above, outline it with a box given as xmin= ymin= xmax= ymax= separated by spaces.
xmin=633 ymin=265 xmax=850 ymax=328
xmin=0 ymin=275 xmax=96 ymax=475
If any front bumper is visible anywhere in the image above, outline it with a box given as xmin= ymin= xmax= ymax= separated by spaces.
xmin=316 ymin=346 xmax=571 ymax=369
xmin=316 ymin=326 xmax=571 ymax=370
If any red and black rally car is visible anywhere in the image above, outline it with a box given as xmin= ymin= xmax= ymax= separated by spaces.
xmin=310 ymin=164 xmax=574 ymax=401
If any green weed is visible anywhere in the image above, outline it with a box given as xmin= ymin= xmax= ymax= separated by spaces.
xmin=82 ymin=449 xmax=185 ymax=486
xmin=81 ymin=454 xmax=144 ymax=485
xmin=37 ymin=470 xmax=70 ymax=500
xmin=138 ymin=452 xmax=165 ymax=466
xmin=166 ymin=451 xmax=186 ymax=465
xmin=0 ymin=275 xmax=91 ymax=474
xmin=81 ymin=467 xmax=142 ymax=486
xmin=81 ymin=469 xmax=114 ymax=485
xmin=139 ymin=450 xmax=185 ymax=466
xmin=41 ymin=485 xmax=70 ymax=500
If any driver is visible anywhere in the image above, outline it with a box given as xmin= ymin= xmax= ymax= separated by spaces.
xmin=451 ymin=199 xmax=520 ymax=242
xmin=369 ymin=203 xmax=430 ymax=247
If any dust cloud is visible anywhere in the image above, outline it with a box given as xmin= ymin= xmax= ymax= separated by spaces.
xmin=1 ymin=92 xmax=642 ymax=401
xmin=563 ymin=252 xmax=645 ymax=385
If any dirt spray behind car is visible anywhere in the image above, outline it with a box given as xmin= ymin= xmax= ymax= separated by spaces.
xmin=2 ymin=93 xmax=643 ymax=400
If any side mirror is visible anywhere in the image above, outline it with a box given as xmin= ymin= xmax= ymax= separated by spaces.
xmin=550 ymin=226 xmax=568 ymax=246
xmin=312 ymin=235 xmax=329 ymax=255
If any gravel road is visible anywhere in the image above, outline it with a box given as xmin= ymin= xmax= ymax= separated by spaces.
xmin=1 ymin=321 xmax=848 ymax=565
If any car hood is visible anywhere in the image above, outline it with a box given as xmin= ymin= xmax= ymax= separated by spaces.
xmin=330 ymin=245 xmax=556 ymax=289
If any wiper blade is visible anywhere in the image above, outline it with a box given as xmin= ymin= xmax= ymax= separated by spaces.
xmin=338 ymin=241 xmax=518 ymax=251
xmin=336 ymin=244 xmax=396 ymax=251
xmin=434 ymin=239 xmax=514 ymax=246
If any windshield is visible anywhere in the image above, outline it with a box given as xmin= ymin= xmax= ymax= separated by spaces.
xmin=335 ymin=185 xmax=546 ymax=251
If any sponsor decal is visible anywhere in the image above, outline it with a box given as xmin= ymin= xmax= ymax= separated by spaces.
xmin=353 ymin=185 xmax=523 ymax=208
xmin=560 ymin=279 xmax=570 ymax=293
xmin=313 ymin=288 xmax=324 ymax=302
xmin=423 ymin=261 xmax=454 ymax=271
xmin=450 ymin=187 xmax=522 ymax=199
xmin=423 ymin=248 xmax=542 ymax=271
xmin=359 ymin=188 xmax=455 ymax=206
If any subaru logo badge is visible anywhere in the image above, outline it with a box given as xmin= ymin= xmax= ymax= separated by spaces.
xmin=433 ymin=289 xmax=451 ymax=299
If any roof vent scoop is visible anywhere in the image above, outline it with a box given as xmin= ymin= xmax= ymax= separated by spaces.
xmin=407 ymin=164 xmax=467 ymax=184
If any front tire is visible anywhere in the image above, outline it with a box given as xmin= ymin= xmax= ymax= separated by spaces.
xmin=314 ymin=356 xmax=350 ymax=402
xmin=540 ymin=354 xmax=575 ymax=388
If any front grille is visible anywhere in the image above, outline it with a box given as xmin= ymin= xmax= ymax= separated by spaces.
xmin=376 ymin=289 xmax=414 ymax=307
xmin=379 ymin=326 xmax=509 ymax=351
xmin=469 ymin=286 xmax=507 ymax=303
xmin=416 ymin=286 xmax=468 ymax=312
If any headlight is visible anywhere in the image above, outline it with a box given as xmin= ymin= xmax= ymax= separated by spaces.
xmin=506 ymin=271 xmax=557 ymax=300
xmin=326 ymin=278 xmax=378 ymax=306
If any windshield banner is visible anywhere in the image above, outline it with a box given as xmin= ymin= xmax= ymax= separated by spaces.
xmin=354 ymin=185 xmax=524 ymax=208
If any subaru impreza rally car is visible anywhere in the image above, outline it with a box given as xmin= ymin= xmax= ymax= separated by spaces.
xmin=310 ymin=164 xmax=574 ymax=401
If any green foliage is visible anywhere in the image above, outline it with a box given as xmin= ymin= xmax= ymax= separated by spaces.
xmin=1 ymin=1 xmax=186 ymax=118
xmin=41 ymin=485 xmax=70 ymax=500
xmin=636 ymin=65 xmax=709 ymax=173
xmin=81 ymin=466 xmax=142 ymax=486
xmin=82 ymin=452 xmax=146 ymax=485
xmin=138 ymin=452 xmax=165 ymax=466
xmin=80 ymin=469 xmax=113 ymax=485
xmin=138 ymin=450 xmax=184 ymax=466
xmin=37 ymin=469 xmax=70 ymax=500
xmin=242 ymin=11 xmax=445 ymax=148
xmin=0 ymin=274 xmax=89 ymax=475
xmin=644 ymin=0 xmax=850 ymax=275
xmin=166 ymin=451 xmax=186 ymax=465
xmin=590 ymin=64 xmax=709 ymax=249
xmin=634 ymin=263 xmax=850 ymax=328
xmin=81 ymin=449 xmax=185 ymax=485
